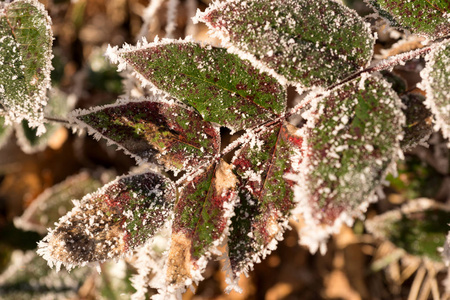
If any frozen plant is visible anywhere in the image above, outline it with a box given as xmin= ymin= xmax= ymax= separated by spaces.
xmin=0 ymin=0 xmax=449 ymax=298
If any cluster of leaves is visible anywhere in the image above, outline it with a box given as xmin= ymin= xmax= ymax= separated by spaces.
xmin=0 ymin=0 xmax=449 ymax=298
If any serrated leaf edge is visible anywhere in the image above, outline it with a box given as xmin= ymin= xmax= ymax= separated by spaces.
xmin=290 ymin=73 xmax=405 ymax=254
xmin=37 ymin=169 xmax=175 ymax=271
xmin=419 ymin=39 xmax=450 ymax=146
xmin=1 ymin=0 xmax=53 ymax=135
xmin=363 ymin=0 xmax=450 ymax=39
xmin=194 ymin=0 xmax=375 ymax=92
xmin=106 ymin=37 xmax=204 ymax=109
xmin=168 ymin=162 xmax=239 ymax=291
xmin=68 ymin=95 xmax=218 ymax=171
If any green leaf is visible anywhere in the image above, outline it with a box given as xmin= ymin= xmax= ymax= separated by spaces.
xmin=14 ymin=170 xmax=115 ymax=235
xmin=293 ymin=74 xmax=404 ymax=252
xmin=0 ymin=250 xmax=90 ymax=300
xmin=420 ymin=39 xmax=450 ymax=145
xmin=0 ymin=115 xmax=13 ymax=149
xmin=0 ymin=0 xmax=53 ymax=134
xmin=37 ymin=171 xmax=175 ymax=270
xmin=366 ymin=199 xmax=450 ymax=262
xmin=366 ymin=0 xmax=450 ymax=38
xmin=106 ymin=39 xmax=287 ymax=131
xmin=196 ymin=0 xmax=374 ymax=89
xmin=70 ymin=97 xmax=220 ymax=172
xmin=168 ymin=160 xmax=237 ymax=287
xmin=400 ymin=92 xmax=433 ymax=151
xmin=228 ymin=122 xmax=301 ymax=278
xmin=16 ymin=89 xmax=73 ymax=154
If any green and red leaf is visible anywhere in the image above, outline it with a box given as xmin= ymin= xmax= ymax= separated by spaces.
xmin=167 ymin=160 xmax=238 ymax=287
xmin=0 ymin=0 xmax=53 ymax=134
xmin=420 ymin=39 xmax=450 ymax=146
xmin=70 ymin=97 xmax=220 ymax=172
xmin=365 ymin=0 xmax=450 ymax=38
xmin=14 ymin=170 xmax=115 ymax=235
xmin=228 ymin=121 xmax=302 ymax=278
xmin=293 ymin=74 xmax=405 ymax=253
xmin=106 ymin=39 xmax=287 ymax=131
xmin=196 ymin=0 xmax=374 ymax=89
xmin=37 ymin=171 xmax=175 ymax=270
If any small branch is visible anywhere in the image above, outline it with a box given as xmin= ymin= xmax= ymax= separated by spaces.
xmin=329 ymin=45 xmax=433 ymax=90
xmin=44 ymin=115 xmax=70 ymax=125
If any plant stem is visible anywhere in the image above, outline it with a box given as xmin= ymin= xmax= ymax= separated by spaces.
xmin=44 ymin=115 xmax=70 ymax=125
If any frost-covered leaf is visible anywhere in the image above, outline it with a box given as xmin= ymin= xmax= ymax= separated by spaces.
xmin=0 ymin=250 xmax=90 ymax=300
xmin=167 ymin=160 xmax=237 ymax=287
xmin=195 ymin=0 xmax=374 ymax=89
xmin=227 ymin=122 xmax=302 ymax=279
xmin=365 ymin=0 xmax=450 ymax=38
xmin=0 ymin=115 xmax=13 ymax=149
xmin=0 ymin=0 xmax=53 ymax=134
xmin=401 ymin=92 xmax=433 ymax=150
xmin=37 ymin=171 xmax=175 ymax=270
xmin=292 ymin=74 xmax=405 ymax=253
xmin=14 ymin=170 xmax=115 ymax=235
xmin=16 ymin=90 xmax=74 ymax=154
xmin=106 ymin=39 xmax=286 ymax=131
xmin=70 ymin=97 xmax=220 ymax=172
xmin=366 ymin=199 xmax=450 ymax=262
xmin=420 ymin=39 xmax=450 ymax=145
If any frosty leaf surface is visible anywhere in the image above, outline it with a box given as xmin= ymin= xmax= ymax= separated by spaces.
xmin=293 ymin=74 xmax=404 ymax=251
xmin=0 ymin=116 xmax=13 ymax=149
xmin=38 ymin=171 xmax=175 ymax=270
xmin=14 ymin=170 xmax=115 ymax=235
xmin=420 ymin=39 xmax=450 ymax=144
xmin=107 ymin=39 xmax=286 ymax=131
xmin=366 ymin=199 xmax=450 ymax=262
xmin=228 ymin=122 xmax=302 ymax=277
xmin=0 ymin=250 xmax=90 ymax=300
xmin=70 ymin=97 xmax=220 ymax=171
xmin=0 ymin=0 xmax=53 ymax=134
xmin=366 ymin=0 xmax=450 ymax=38
xmin=168 ymin=160 xmax=237 ymax=286
xmin=196 ymin=0 xmax=374 ymax=88
xmin=400 ymin=93 xmax=433 ymax=150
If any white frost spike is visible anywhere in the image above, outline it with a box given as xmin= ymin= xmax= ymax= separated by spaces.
xmin=419 ymin=39 xmax=450 ymax=146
